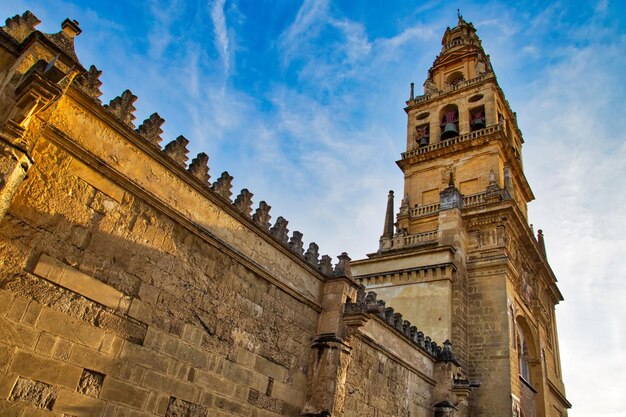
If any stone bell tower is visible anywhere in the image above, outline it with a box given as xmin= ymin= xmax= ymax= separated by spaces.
xmin=351 ymin=13 xmax=571 ymax=417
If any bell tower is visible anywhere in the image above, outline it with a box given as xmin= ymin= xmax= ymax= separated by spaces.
xmin=352 ymin=14 xmax=570 ymax=417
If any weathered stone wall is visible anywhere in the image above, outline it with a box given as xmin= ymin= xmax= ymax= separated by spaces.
xmin=345 ymin=335 xmax=433 ymax=417
xmin=0 ymin=131 xmax=319 ymax=416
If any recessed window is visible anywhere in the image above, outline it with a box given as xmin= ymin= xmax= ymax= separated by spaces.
xmin=470 ymin=106 xmax=486 ymax=131
xmin=416 ymin=112 xmax=430 ymax=120
xmin=468 ymin=94 xmax=483 ymax=103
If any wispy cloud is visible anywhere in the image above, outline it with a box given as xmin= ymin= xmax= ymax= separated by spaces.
xmin=210 ymin=0 xmax=230 ymax=76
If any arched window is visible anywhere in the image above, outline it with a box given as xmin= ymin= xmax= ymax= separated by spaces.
xmin=517 ymin=326 xmax=531 ymax=382
xmin=446 ymin=71 xmax=465 ymax=87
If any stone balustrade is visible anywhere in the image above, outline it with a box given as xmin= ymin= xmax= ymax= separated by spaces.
xmin=402 ymin=123 xmax=502 ymax=159
xmin=409 ymin=202 xmax=440 ymax=218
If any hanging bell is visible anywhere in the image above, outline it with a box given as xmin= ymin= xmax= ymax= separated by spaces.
xmin=471 ymin=116 xmax=486 ymax=130
xmin=441 ymin=123 xmax=459 ymax=140
xmin=419 ymin=135 xmax=429 ymax=147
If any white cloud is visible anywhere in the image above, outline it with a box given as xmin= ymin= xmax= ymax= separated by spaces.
xmin=210 ymin=0 xmax=230 ymax=76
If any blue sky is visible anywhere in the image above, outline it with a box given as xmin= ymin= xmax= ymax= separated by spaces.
xmin=3 ymin=1 xmax=625 ymax=416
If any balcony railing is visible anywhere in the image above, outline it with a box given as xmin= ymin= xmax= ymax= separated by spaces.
xmin=409 ymin=202 xmax=440 ymax=218
xmin=402 ymin=124 xmax=502 ymax=159
xmin=408 ymin=73 xmax=494 ymax=106
xmin=380 ymin=229 xmax=438 ymax=252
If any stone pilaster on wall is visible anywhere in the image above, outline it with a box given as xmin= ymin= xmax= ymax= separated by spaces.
xmin=302 ymin=258 xmax=360 ymax=417
xmin=437 ymin=180 xmax=469 ymax=366
xmin=0 ymin=58 xmax=78 ymax=221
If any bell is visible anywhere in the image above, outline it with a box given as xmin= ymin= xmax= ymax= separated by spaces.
xmin=441 ymin=123 xmax=459 ymax=140
xmin=471 ymin=117 xmax=486 ymax=130
xmin=419 ymin=136 xmax=429 ymax=147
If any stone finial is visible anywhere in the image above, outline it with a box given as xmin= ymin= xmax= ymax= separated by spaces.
xmin=105 ymin=89 xmax=137 ymax=128
xmin=44 ymin=19 xmax=81 ymax=62
xmin=304 ymin=242 xmax=319 ymax=266
xmin=270 ymin=216 xmax=289 ymax=244
xmin=2 ymin=11 xmax=41 ymax=42
xmin=333 ymin=252 xmax=352 ymax=278
xmin=288 ymin=231 xmax=304 ymax=255
xmin=410 ymin=326 xmax=418 ymax=341
xmin=424 ymin=336 xmax=432 ymax=353
xmin=252 ymin=201 xmax=272 ymax=229
xmin=318 ymin=255 xmax=333 ymax=275
xmin=431 ymin=341 xmax=439 ymax=356
xmin=188 ymin=152 xmax=210 ymax=183
xmin=211 ymin=171 xmax=233 ymax=201
xmin=537 ymin=229 xmax=547 ymax=257
xmin=402 ymin=320 xmax=411 ymax=336
xmin=233 ymin=189 xmax=254 ymax=218
xmin=384 ymin=307 xmax=395 ymax=323
xmin=417 ymin=331 xmax=425 ymax=347
xmin=355 ymin=285 xmax=366 ymax=303
xmin=438 ymin=339 xmax=456 ymax=363
xmin=393 ymin=313 xmax=403 ymax=331
xmin=163 ymin=135 xmax=190 ymax=167
xmin=136 ymin=113 xmax=165 ymax=146
xmin=75 ymin=65 xmax=103 ymax=102
xmin=365 ymin=291 xmax=378 ymax=304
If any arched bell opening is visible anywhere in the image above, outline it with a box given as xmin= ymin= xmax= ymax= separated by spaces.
xmin=440 ymin=104 xmax=459 ymax=140
xmin=415 ymin=123 xmax=430 ymax=147
xmin=469 ymin=105 xmax=486 ymax=131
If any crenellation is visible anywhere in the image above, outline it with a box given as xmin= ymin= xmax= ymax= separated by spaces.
xmin=252 ymin=200 xmax=272 ymax=230
xmin=318 ymin=255 xmax=333 ymax=275
xmin=211 ymin=171 xmax=234 ymax=201
xmin=233 ymin=188 xmax=254 ymax=218
xmin=104 ymin=89 xmax=137 ymax=128
xmin=270 ymin=216 xmax=289 ymax=244
xmin=75 ymin=64 xmax=103 ymax=102
xmin=288 ymin=231 xmax=304 ymax=255
xmin=188 ymin=152 xmax=210 ymax=183
xmin=1 ymin=11 xmax=41 ymax=43
xmin=304 ymin=242 xmax=319 ymax=266
xmin=136 ymin=112 xmax=165 ymax=147
xmin=163 ymin=135 xmax=190 ymax=168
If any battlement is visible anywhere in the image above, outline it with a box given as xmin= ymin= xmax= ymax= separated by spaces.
xmin=0 ymin=11 xmax=347 ymax=280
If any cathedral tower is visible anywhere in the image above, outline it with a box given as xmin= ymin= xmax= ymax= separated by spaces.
xmin=352 ymin=14 xmax=571 ymax=417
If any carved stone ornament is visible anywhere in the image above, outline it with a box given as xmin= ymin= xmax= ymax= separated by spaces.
xmin=441 ymin=166 xmax=456 ymax=188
